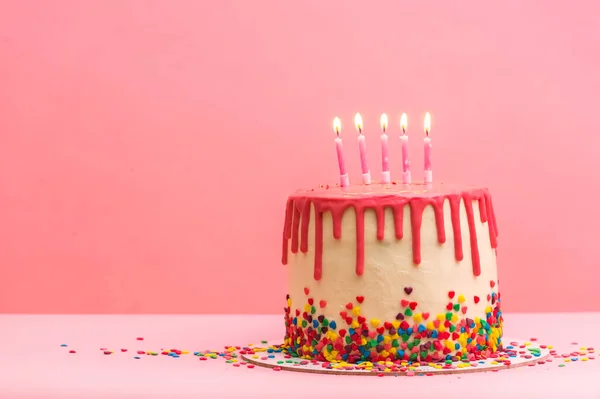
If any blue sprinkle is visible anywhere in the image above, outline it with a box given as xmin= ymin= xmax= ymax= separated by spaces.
xmin=292 ymin=317 xmax=297 ymax=325
xmin=431 ymin=331 xmax=438 ymax=339
xmin=312 ymin=320 xmax=319 ymax=328
xmin=172 ymin=355 xmax=180 ymax=358
xmin=329 ymin=321 xmax=337 ymax=330
xmin=134 ymin=356 xmax=141 ymax=359
xmin=193 ymin=352 xmax=200 ymax=356
xmin=218 ymin=353 xmax=226 ymax=357
xmin=506 ymin=345 xmax=514 ymax=349
xmin=267 ymin=348 xmax=273 ymax=353
xmin=454 ymin=343 xmax=460 ymax=350
xmin=418 ymin=325 xmax=426 ymax=333
xmin=168 ymin=353 xmax=176 ymax=357
xmin=398 ymin=350 xmax=405 ymax=358
xmin=571 ymin=357 xmax=578 ymax=361
xmin=478 ymin=361 xmax=485 ymax=364
xmin=60 ymin=344 xmax=68 ymax=347
xmin=268 ymin=355 xmax=275 ymax=358
xmin=349 ymin=328 xmax=355 ymax=336
xmin=407 ymin=328 xmax=413 ymax=335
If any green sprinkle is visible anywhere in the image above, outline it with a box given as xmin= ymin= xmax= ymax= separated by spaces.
xmin=445 ymin=312 xmax=453 ymax=321
xmin=261 ymin=340 xmax=268 ymax=344
xmin=453 ymin=304 xmax=460 ymax=312
xmin=404 ymin=309 xmax=413 ymax=317
xmin=310 ymin=306 xmax=316 ymax=314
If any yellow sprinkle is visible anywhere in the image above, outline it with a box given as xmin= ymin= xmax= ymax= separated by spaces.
xmin=582 ymin=358 xmax=589 ymax=362
xmin=351 ymin=320 xmax=359 ymax=329
xmin=524 ymin=342 xmax=531 ymax=346
xmin=564 ymin=359 xmax=571 ymax=362
xmin=352 ymin=306 xmax=361 ymax=316
xmin=413 ymin=313 xmax=422 ymax=323
xmin=548 ymin=345 xmax=554 ymax=349
xmin=182 ymin=350 xmax=190 ymax=354
xmin=457 ymin=294 xmax=465 ymax=303
xmin=252 ymin=355 xmax=259 ymax=359
xmin=392 ymin=321 xmax=400 ymax=329
xmin=436 ymin=314 xmax=445 ymax=322
xmin=491 ymin=361 xmax=498 ymax=365
xmin=370 ymin=319 xmax=380 ymax=327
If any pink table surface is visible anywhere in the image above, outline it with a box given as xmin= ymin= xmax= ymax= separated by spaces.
xmin=0 ymin=313 xmax=599 ymax=399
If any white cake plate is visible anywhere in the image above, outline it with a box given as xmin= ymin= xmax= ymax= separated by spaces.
xmin=241 ymin=339 xmax=550 ymax=376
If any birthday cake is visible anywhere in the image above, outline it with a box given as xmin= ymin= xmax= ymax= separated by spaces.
xmin=280 ymin=113 xmax=502 ymax=364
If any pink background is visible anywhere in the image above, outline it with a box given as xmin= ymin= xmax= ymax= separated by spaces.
xmin=0 ymin=1 xmax=599 ymax=314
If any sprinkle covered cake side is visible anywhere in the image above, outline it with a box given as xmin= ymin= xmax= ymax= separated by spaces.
xmin=281 ymin=183 xmax=502 ymax=364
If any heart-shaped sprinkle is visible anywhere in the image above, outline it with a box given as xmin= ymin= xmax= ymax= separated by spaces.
xmin=345 ymin=317 xmax=353 ymax=324
xmin=461 ymin=306 xmax=468 ymax=314
xmin=339 ymin=311 xmax=347 ymax=318
xmin=358 ymin=316 xmax=366 ymax=324
xmin=490 ymin=280 xmax=496 ymax=288
xmin=474 ymin=296 xmax=480 ymax=304
xmin=319 ymin=300 xmax=327 ymax=308
xmin=422 ymin=312 xmax=430 ymax=320
xmin=356 ymin=296 xmax=365 ymax=303
xmin=384 ymin=321 xmax=393 ymax=329
xmin=339 ymin=329 xmax=347 ymax=337
xmin=448 ymin=291 xmax=455 ymax=299
xmin=370 ymin=319 xmax=381 ymax=327
xmin=487 ymin=294 xmax=491 ymax=302
xmin=307 ymin=298 xmax=314 ymax=305
xmin=317 ymin=315 xmax=324 ymax=323
xmin=304 ymin=287 xmax=310 ymax=295
xmin=376 ymin=326 xmax=385 ymax=334
xmin=346 ymin=302 xmax=353 ymax=310
xmin=395 ymin=312 xmax=405 ymax=320
xmin=400 ymin=299 xmax=410 ymax=307
xmin=446 ymin=302 xmax=453 ymax=311
xmin=404 ymin=287 xmax=413 ymax=295
xmin=409 ymin=301 xmax=418 ymax=311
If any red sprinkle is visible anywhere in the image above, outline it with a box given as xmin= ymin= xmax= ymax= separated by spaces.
xmin=103 ymin=351 xmax=112 ymax=355
xmin=136 ymin=337 xmax=144 ymax=341
xmin=68 ymin=350 xmax=76 ymax=354
xmin=273 ymin=366 xmax=282 ymax=371
xmin=121 ymin=349 xmax=128 ymax=352
xmin=247 ymin=364 xmax=255 ymax=369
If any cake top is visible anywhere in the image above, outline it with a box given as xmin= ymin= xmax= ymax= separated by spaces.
xmin=289 ymin=182 xmax=487 ymax=200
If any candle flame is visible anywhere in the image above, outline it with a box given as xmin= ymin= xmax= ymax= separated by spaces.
xmin=424 ymin=112 xmax=431 ymax=136
xmin=333 ymin=117 xmax=341 ymax=136
xmin=380 ymin=113 xmax=388 ymax=133
xmin=400 ymin=113 xmax=408 ymax=134
xmin=354 ymin=113 xmax=363 ymax=133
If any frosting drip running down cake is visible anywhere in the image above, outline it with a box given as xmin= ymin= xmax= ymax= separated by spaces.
xmin=281 ymin=182 xmax=502 ymax=364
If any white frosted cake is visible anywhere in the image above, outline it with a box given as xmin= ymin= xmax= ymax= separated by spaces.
xmin=281 ymin=182 xmax=502 ymax=364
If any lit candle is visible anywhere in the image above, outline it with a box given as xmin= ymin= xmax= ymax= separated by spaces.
xmin=355 ymin=113 xmax=371 ymax=185
xmin=380 ymin=113 xmax=391 ymax=184
xmin=423 ymin=112 xmax=432 ymax=184
xmin=333 ymin=117 xmax=350 ymax=187
xmin=400 ymin=113 xmax=411 ymax=184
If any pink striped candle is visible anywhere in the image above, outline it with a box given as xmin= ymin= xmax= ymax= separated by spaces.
xmin=333 ymin=117 xmax=350 ymax=187
xmin=380 ymin=113 xmax=391 ymax=184
xmin=400 ymin=113 xmax=411 ymax=184
xmin=354 ymin=113 xmax=371 ymax=185
xmin=423 ymin=112 xmax=432 ymax=184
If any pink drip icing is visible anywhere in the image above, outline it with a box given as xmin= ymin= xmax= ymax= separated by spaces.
xmin=281 ymin=186 xmax=498 ymax=281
